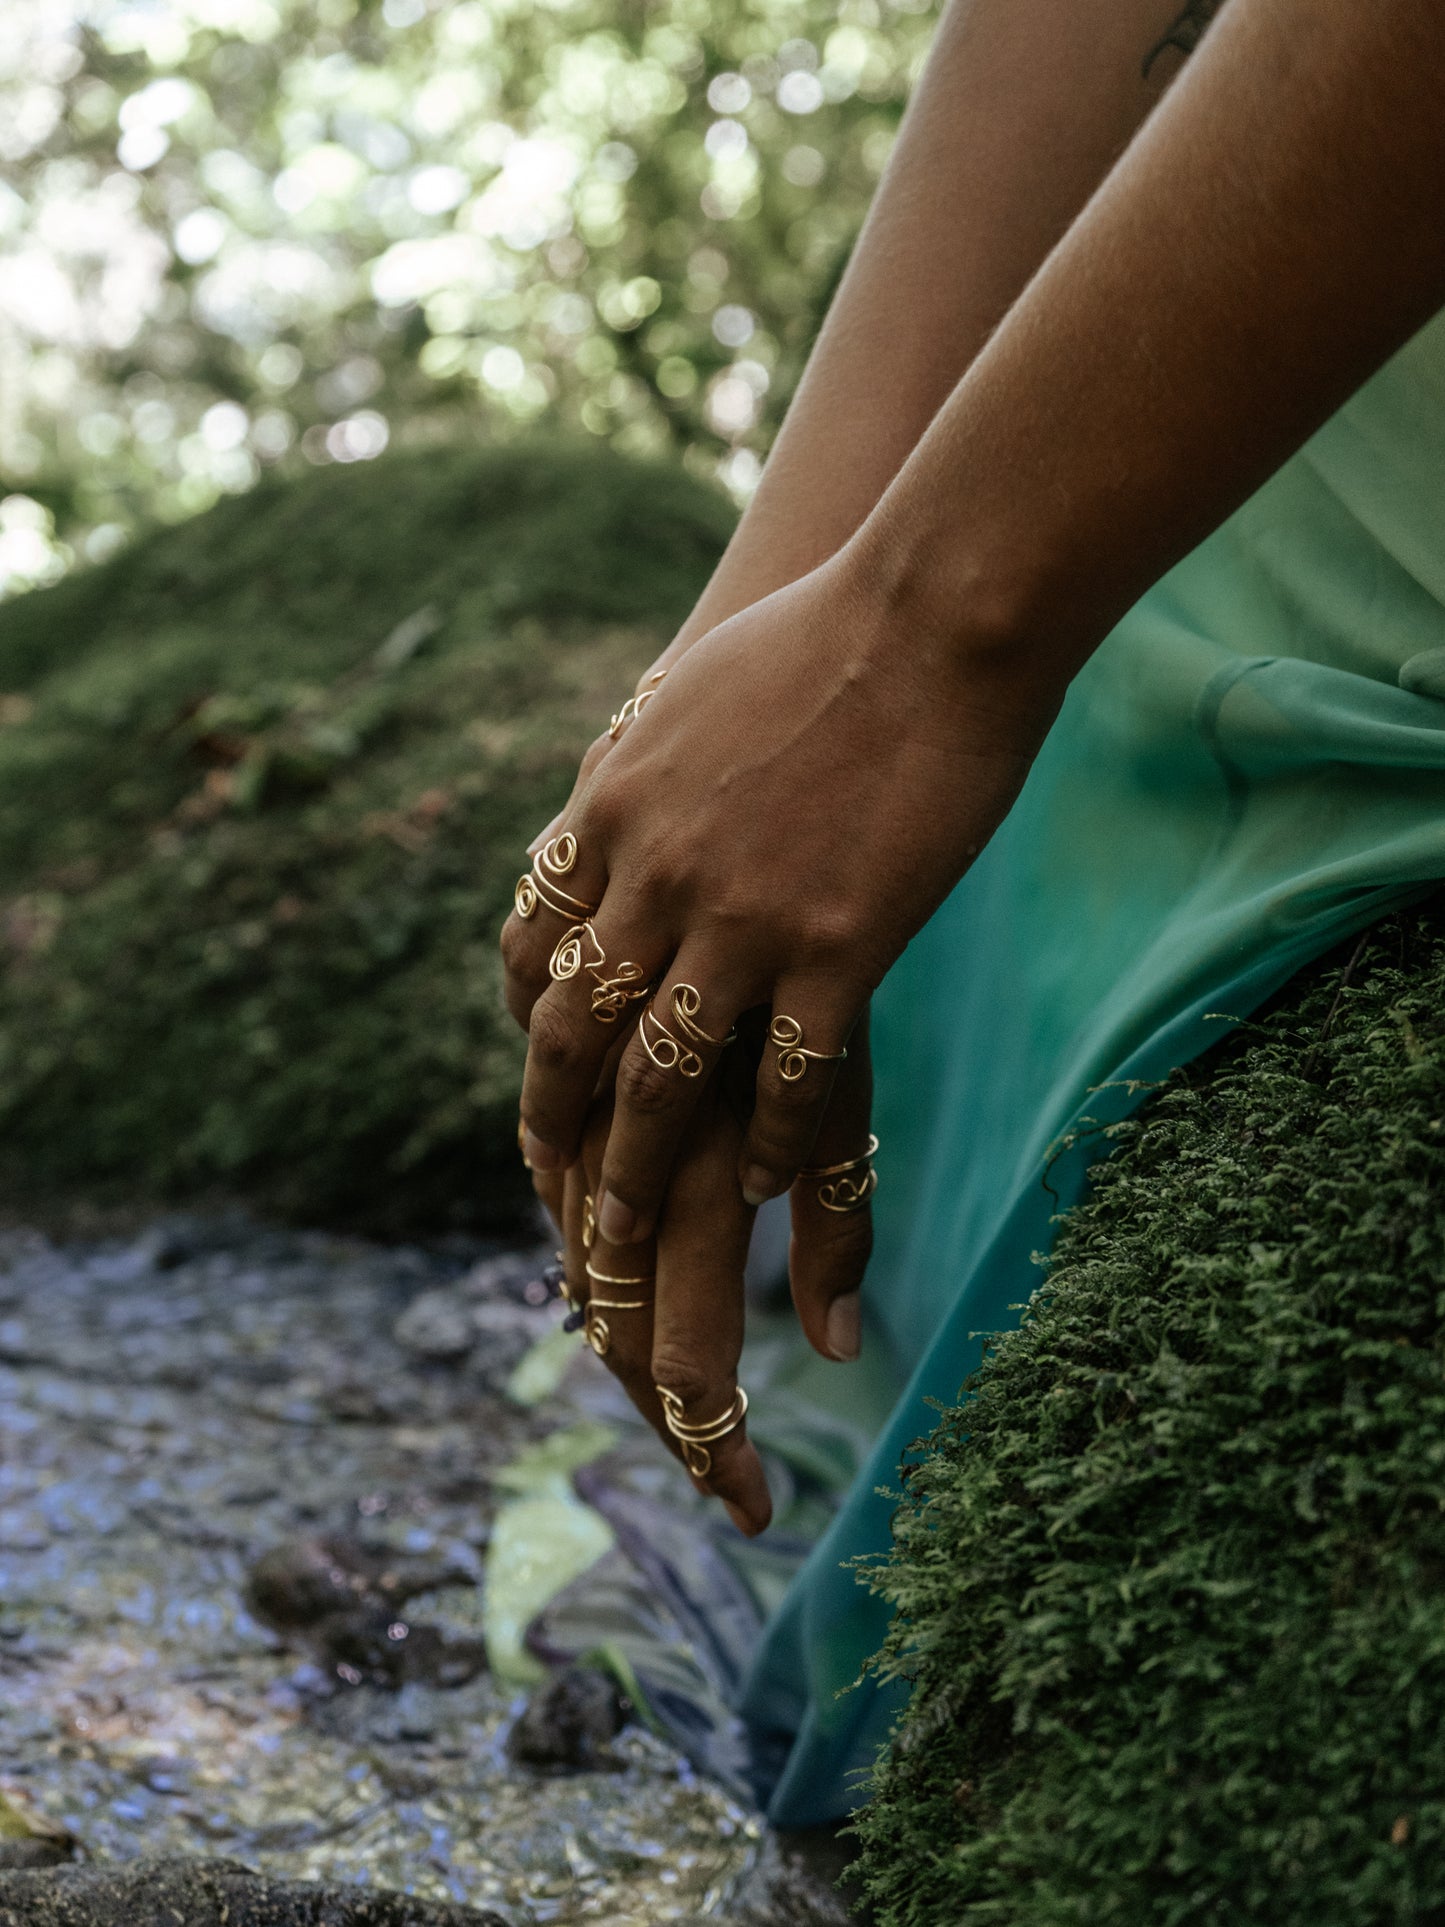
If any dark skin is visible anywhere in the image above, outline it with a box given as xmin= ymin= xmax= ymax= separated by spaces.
xmin=509 ymin=0 xmax=1445 ymax=1533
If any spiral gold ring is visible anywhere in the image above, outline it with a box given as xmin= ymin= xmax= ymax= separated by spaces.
xmin=549 ymin=920 xmax=652 ymax=1023
xmin=580 ymin=1257 xmax=653 ymax=1357
xmin=656 ymin=1384 xmax=749 ymax=1477
xmin=582 ymin=1192 xmax=596 ymax=1250
xmin=769 ymin=1014 xmax=848 ymax=1083
xmin=609 ymin=668 xmax=668 ymax=741
xmin=640 ymin=983 xmax=736 ymax=1080
xmin=515 ymin=834 xmax=600 ymax=923
xmin=800 ymin=1134 xmax=879 ymax=1213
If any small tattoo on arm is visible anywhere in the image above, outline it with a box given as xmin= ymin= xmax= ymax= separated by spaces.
xmin=1143 ymin=0 xmax=1228 ymax=79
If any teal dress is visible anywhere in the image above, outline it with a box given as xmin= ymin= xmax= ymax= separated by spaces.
xmin=741 ymin=308 xmax=1445 ymax=1824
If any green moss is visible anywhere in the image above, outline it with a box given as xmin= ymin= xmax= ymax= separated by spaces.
xmin=853 ymin=904 xmax=1445 ymax=1925
xmin=0 ymin=440 xmax=733 ymax=1231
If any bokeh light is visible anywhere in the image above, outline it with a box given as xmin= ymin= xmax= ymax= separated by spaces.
xmin=0 ymin=0 xmax=942 ymax=594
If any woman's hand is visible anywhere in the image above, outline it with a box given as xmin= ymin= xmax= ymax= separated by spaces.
xmin=502 ymin=547 xmax=1050 ymax=1247
xmin=528 ymin=1019 xmax=877 ymax=1536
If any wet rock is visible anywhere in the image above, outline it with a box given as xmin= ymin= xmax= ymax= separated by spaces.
xmin=393 ymin=1289 xmax=476 ymax=1363
xmin=391 ymin=1250 xmax=554 ymax=1370
xmin=0 ymin=1857 xmax=509 ymax=1925
xmin=507 ymin=1666 xmax=630 ymax=1773
xmin=316 ymin=1607 xmax=487 ymax=1691
xmin=246 ymin=1537 xmax=486 ymax=1690
xmin=0 ymin=1788 xmax=75 ymax=1871
xmin=245 ymin=1535 xmax=469 ymax=1631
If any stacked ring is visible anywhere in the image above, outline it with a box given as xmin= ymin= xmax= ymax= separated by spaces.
xmin=549 ymin=921 xmax=652 ymax=1022
xmin=582 ymin=1258 xmax=652 ymax=1358
xmin=515 ymin=834 xmax=600 ymax=924
xmin=641 ymin=983 xmax=736 ymax=1079
xmin=582 ymin=1192 xmax=597 ymax=1250
xmin=769 ymin=1014 xmax=848 ymax=1083
xmin=609 ymin=668 xmax=668 ymax=741
xmin=800 ymin=1133 xmax=880 ymax=1213
xmin=656 ymin=1384 xmax=749 ymax=1477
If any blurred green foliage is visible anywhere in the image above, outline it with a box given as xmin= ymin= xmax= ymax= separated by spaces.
xmin=0 ymin=438 xmax=733 ymax=1229
xmin=0 ymin=0 xmax=938 ymax=591
xmin=852 ymin=904 xmax=1445 ymax=1924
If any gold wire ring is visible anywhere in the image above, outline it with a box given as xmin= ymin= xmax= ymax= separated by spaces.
xmin=769 ymin=1015 xmax=848 ymax=1084
xmin=608 ymin=669 xmax=668 ymax=741
xmin=584 ymin=1259 xmax=655 ymax=1289
xmin=516 ymin=833 xmax=598 ymax=923
xmin=517 ymin=1117 xmax=531 ymax=1169
xmin=582 ymin=1193 xmax=596 ymax=1250
xmin=517 ymin=868 xmax=597 ymax=922
xmin=584 ymin=1297 xmax=651 ymax=1357
xmin=641 ymin=1005 xmax=703 ymax=1079
xmin=581 ymin=1256 xmax=653 ymax=1357
xmin=539 ymin=832 xmax=580 ymax=877
xmin=801 ymin=1134 xmax=880 ymax=1214
xmin=548 ymin=922 xmax=652 ymax=1022
xmin=656 ymin=1384 xmax=749 ymax=1477
xmin=668 ymin=983 xmax=736 ymax=1050
xmin=641 ymin=983 xmax=737 ymax=1079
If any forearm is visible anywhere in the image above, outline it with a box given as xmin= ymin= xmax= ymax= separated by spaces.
xmin=671 ymin=0 xmax=1213 ymax=649
xmin=855 ymin=0 xmax=1445 ymax=703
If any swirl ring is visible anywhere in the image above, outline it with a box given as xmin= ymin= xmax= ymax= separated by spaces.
xmin=801 ymin=1134 xmax=879 ymax=1213
xmin=548 ymin=921 xmax=652 ymax=1023
xmin=641 ymin=1005 xmax=704 ymax=1079
xmin=656 ymin=1384 xmax=749 ymax=1477
xmin=769 ymin=1014 xmax=849 ymax=1084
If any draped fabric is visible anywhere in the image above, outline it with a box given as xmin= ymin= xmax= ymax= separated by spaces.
xmin=741 ymin=309 xmax=1445 ymax=1824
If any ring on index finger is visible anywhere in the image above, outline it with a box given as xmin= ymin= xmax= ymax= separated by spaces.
xmin=769 ymin=1014 xmax=848 ymax=1083
xmin=641 ymin=982 xmax=737 ymax=1080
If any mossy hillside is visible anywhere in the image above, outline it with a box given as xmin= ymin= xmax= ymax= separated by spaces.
xmin=853 ymin=906 xmax=1445 ymax=1926
xmin=0 ymin=441 xmax=734 ymax=1230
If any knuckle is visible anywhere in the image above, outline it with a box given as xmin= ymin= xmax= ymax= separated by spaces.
xmin=616 ymin=1045 xmax=682 ymax=1120
xmin=526 ymin=996 xmax=586 ymax=1077
xmin=499 ymin=916 xmax=542 ymax=981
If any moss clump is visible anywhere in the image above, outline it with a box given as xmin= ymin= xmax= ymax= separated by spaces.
xmin=853 ymin=904 xmax=1445 ymax=1925
xmin=0 ymin=440 xmax=732 ymax=1231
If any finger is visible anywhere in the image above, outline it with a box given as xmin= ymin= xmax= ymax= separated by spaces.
xmin=737 ymin=980 xmax=864 ymax=1209
xmin=652 ymin=1089 xmax=772 ymax=1536
xmin=519 ymin=889 xmax=674 ymax=1172
xmin=574 ymin=1101 xmax=673 ymax=1436
xmin=594 ymin=959 xmax=749 ymax=1248
xmin=788 ymin=1008 xmax=875 ymax=1363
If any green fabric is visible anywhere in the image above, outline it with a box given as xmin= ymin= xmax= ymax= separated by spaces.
xmin=742 ymin=307 xmax=1445 ymax=1824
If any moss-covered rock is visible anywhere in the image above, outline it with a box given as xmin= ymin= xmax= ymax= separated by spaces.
xmin=853 ymin=902 xmax=1445 ymax=1925
xmin=0 ymin=441 xmax=733 ymax=1231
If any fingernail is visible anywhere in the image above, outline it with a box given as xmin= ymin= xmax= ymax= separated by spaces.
xmin=741 ymin=1165 xmax=781 ymax=1208
xmin=825 ymin=1293 xmax=862 ymax=1362
xmin=723 ymin=1500 xmax=756 ymax=1537
xmin=597 ymin=1190 xmax=640 ymax=1244
xmin=522 ymin=1128 xmax=563 ymax=1173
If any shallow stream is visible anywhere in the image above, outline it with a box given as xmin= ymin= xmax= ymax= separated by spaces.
xmin=0 ymin=1218 xmax=855 ymax=1923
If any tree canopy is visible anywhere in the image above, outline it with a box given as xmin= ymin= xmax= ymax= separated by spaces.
xmin=0 ymin=0 xmax=939 ymax=594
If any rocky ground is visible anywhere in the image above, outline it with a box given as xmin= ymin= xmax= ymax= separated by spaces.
xmin=0 ymin=1217 xmax=857 ymax=1925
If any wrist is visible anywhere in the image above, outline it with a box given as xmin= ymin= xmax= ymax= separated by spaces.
xmin=837 ymin=495 xmax=1075 ymax=749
